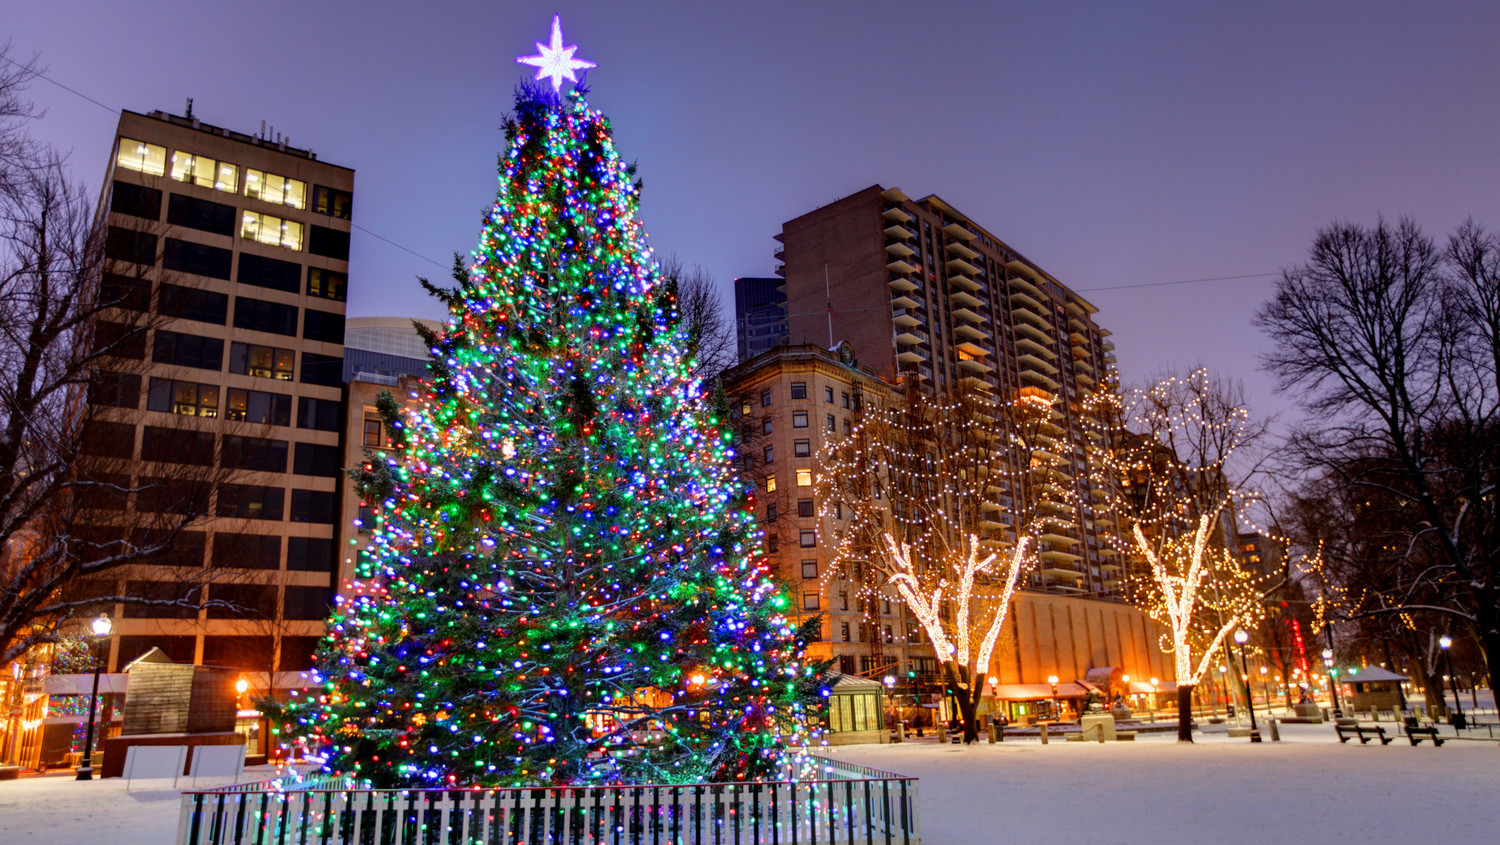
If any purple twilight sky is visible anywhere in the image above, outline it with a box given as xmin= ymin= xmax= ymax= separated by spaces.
xmin=8 ymin=1 xmax=1500 ymax=426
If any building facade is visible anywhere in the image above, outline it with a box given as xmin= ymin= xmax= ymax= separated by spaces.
xmin=89 ymin=108 xmax=354 ymax=688
xmin=772 ymin=185 xmax=1122 ymax=596
xmin=733 ymin=276 xmax=789 ymax=361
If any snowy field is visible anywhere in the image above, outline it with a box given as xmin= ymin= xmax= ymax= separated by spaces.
xmin=0 ymin=722 xmax=1496 ymax=845
xmin=836 ymin=721 xmax=1500 ymax=845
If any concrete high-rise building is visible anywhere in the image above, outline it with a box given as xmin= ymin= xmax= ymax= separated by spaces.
xmin=769 ymin=185 xmax=1122 ymax=596
xmin=91 ymin=108 xmax=354 ymax=697
xmin=733 ymin=276 xmax=788 ymax=361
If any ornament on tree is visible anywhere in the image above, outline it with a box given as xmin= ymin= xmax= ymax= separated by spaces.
xmin=274 ymin=20 xmax=822 ymax=787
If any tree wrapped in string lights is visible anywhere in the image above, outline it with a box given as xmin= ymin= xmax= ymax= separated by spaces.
xmin=817 ymin=384 xmax=1064 ymax=743
xmin=277 ymin=78 xmax=820 ymax=787
xmin=1088 ymin=369 xmax=1270 ymax=742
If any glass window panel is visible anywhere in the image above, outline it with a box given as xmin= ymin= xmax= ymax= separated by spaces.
xmin=283 ymin=178 xmax=306 ymax=209
xmin=215 ymin=162 xmax=239 ymax=192
xmin=118 ymin=138 xmax=166 ymax=176
xmin=280 ymin=218 xmax=303 ymax=250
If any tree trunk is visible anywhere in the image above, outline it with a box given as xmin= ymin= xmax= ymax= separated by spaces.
xmin=1176 ymin=684 xmax=1194 ymax=742
xmin=942 ymin=662 xmax=982 ymax=744
xmin=1422 ymin=672 xmax=1445 ymax=715
xmin=1476 ymin=614 xmax=1500 ymax=708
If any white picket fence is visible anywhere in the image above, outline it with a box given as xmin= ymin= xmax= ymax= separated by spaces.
xmin=176 ymin=758 xmax=920 ymax=845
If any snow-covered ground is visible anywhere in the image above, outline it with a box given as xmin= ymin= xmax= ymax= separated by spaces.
xmin=0 ymin=723 xmax=1495 ymax=844
xmin=836 ymin=721 xmax=1500 ymax=845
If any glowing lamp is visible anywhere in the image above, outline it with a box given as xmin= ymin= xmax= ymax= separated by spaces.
xmin=1233 ymin=629 xmax=1249 ymax=645
xmin=236 ymin=678 xmax=249 ymax=695
xmin=883 ymin=675 xmax=896 ymax=688
xmin=1438 ymin=635 xmax=1452 ymax=650
xmin=91 ymin=615 xmax=112 ymax=638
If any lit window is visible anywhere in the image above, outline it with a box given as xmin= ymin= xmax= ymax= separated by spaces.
xmin=796 ymin=469 xmax=813 ymax=487
xmin=765 ymin=474 xmax=777 ymax=492
xmin=117 ymin=138 xmax=166 ymax=176
xmin=840 ymin=622 xmax=850 ymax=642
xmin=801 ymin=560 xmax=817 ymax=579
xmin=230 ymin=341 xmax=296 ymax=381
xmin=245 ymin=169 xmax=307 ymax=209
xmin=241 ymin=211 xmax=304 ymax=250
xmin=170 ymin=151 xmax=238 ymax=192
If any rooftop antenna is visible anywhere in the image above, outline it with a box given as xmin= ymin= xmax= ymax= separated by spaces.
xmin=184 ymin=97 xmax=193 ymax=119
xmin=824 ymin=262 xmax=834 ymax=347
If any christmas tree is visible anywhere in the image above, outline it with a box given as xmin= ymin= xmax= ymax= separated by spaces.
xmin=280 ymin=28 xmax=821 ymax=788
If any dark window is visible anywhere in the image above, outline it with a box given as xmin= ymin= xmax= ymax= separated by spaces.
xmin=201 ymin=636 xmax=274 ymax=668
xmin=303 ymin=309 xmax=344 ymax=344
xmin=306 ymin=267 xmax=347 ymax=301
xmin=278 ymin=636 xmax=321 ymax=671
xmin=298 ymin=397 xmax=341 ymax=431
xmin=797 ymin=498 xmax=815 ymax=518
xmin=286 ymin=537 xmax=333 ymax=572
xmin=793 ymin=439 xmax=811 ymax=458
xmin=800 ymin=529 xmax=816 ymax=548
xmin=224 ymin=387 xmax=291 ymax=426
xmin=790 ymin=382 xmax=807 ymax=400
xmin=763 ymin=445 xmax=774 ymax=464
xmin=137 ymin=475 xmax=212 ymax=515
xmin=93 ymin=320 xmax=146 ymax=359
xmin=843 ymin=419 xmax=851 ymax=435
xmin=289 ymin=489 xmax=336 ymax=523
xmin=841 ymin=392 xmax=851 ymax=409
xmin=311 ymin=185 xmax=352 ymax=219
xmin=803 ymin=592 xmax=820 ymax=611
xmin=222 ymin=435 xmax=288 ymax=472
xmin=148 ymin=377 xmax=220 ymax=417
xmin=237 ymin=253 xmax=301 ymax=293
xmin=90 ymin=372 xmax=141 ymax=409
xmin=158 ymin=283 xmax=228 ymax=324
xmin=166 ymin=193 xmax=235 ymax=236
xmin=293 ymin=442 xmax=340 ymax=477
xmin=152 ymin=329 xmax=223 ymax=370
xmin=100 ymin=273 xmax=151 ymax=312
xmin=141 ymin=425 xmax=215 ymax=465
xmin=362 ymin=417 xmax=382 ymax=447
xmin=228 ymin=341 xmax=295 ymax=380
xmin=357 ymin=504 xmax=374 ymax=533
xmin=207 ymin=585 xmax=277 ymax=619
xmin=300 ymin=351 xmax=343 ymax=387
xmin=792 ymin=411 xmax=808 ymax=428
xmin=826 ymin=414 xmax=836 ymax=432
xmin=233 ymin=296 xmax=298 ymax=336
xmin=217 ymin=483 xmax=284 ymax=520
xmin=212 ymin=533 xmax=280 ymax=569
xmin=766 ymin=502 xmax=777 ymax=521
xmin=824 ymin=386 xmax=834 ymax=403
xmin=111 ymin=181 xmax=161 ymax=220
xmin=284 ymin=586 xmax=332 ymax=620
xmin=762 ymin=418 xmax=773 ymax=435
xmin=760 ymin=390 xmax=771 ymax=407
xmin=80 ymin=420 xmax=134 ymax=459
xmin=801 ymin=560 xmax=817 ymax=579
xmin=105 ymin=226 xmax=157 ymax=265
xmin=768 ymin=534 xmax=778 ymax=553
xmin=162 ymin=238 xmax=232 ymax=279
xmin=308 ymin=225 xmax=350 ymax=260
xmin=79 ymin=472 xmax=130 ymax=511
xmin=133 ymin=529 xmax=206 ymax=567
xmin=122 ymin=582 xmax=201 ymax=619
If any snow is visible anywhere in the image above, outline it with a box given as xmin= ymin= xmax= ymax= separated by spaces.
xmin=1 ymin=724 xmax=1496 ymax=844
xmin=834 ymin=721 xmax=1500 ymax=845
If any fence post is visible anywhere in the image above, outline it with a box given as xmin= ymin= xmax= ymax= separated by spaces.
xmin=1040 ymin=724 xmax=1049 ymax=745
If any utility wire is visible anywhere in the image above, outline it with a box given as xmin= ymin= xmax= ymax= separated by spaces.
xmin=6 ymin=55 xmax=451 ymax=270
xmin=1075 ymin=272 xmax=1279 ymax=294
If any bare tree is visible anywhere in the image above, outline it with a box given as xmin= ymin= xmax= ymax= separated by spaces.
xmin=659 ymin=256 xmax=734 ymax=379
xmin=1256 ymin=216 xmax=1500 ymax=700
xmin=0 ymin=67 xmax=240 ymax=666
xmin=1090 ymin=369 xmax=1272 ymax=741
xmin=818 ymin=382 xmax=1063 ymax=743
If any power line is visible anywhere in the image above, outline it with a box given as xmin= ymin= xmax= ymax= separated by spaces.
xmin=6 ymin=55 xmax=451 ymax=270
xmin=1076 ymin=272 xmax=1279 ymax=294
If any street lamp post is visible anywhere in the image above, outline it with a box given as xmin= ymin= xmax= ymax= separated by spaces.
xmin=1259 ymin=666 xmax=1271 ymax=712
xmin=1047 ymin=674 xmax=1059 ymax=721
xmin=1321 ymin=648 xmax=1343 ymax=717
xmin=1148 ymin=677 xmax=1158 ymax=722
xmin=1233 ymin=629 xmax=1261 ymax=742
xmin=1219 ymin=665 xmax=1233 ymax=723
xmin=883 ymin=674 xmax=897 ymax=732
xmin=1438 ymin=636 xmax=1465 ymax=730
xmin=75 ymin=614 xmax=112 ymax=780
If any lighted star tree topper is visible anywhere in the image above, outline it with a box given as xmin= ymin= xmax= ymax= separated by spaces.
xmin=276 ymin=24 xmax=823 ymax=787
xmin=516 ymin=15 xmax=596 ymax=92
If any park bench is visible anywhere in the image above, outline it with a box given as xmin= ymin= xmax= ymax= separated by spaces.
xmin=1334 ymin=717 xmax=1392 ymax=745
xmin=1403 ymin=717 xmax=1444 ymax=747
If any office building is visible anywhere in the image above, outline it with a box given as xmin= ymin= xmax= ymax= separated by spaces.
xmin=89 ymin=108 xmax=354 ymax=690
xmin=733 ymin=276 xmax=789 ymax=361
